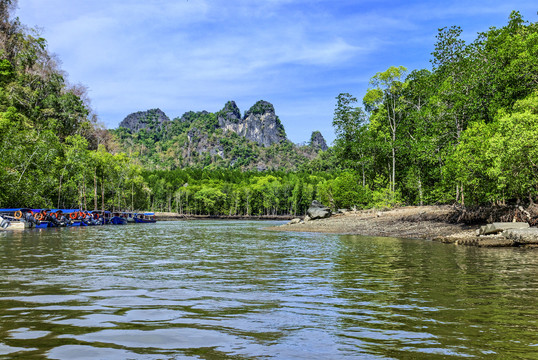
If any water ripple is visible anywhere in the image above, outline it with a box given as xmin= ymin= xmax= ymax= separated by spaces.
xmin=0 ymin=221 xmax=537 ymax=359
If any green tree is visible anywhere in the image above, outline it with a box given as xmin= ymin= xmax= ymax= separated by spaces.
xmin=363 ymin=66 xmax=407 ymax=194
xmin=332 ymin=93 xmax=370 ymax=185
xmin=194 ymin=186 xmax=226 ymax=214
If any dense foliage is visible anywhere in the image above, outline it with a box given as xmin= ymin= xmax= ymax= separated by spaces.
xmin=0 ymin=1 xmax=143 ymax=210
xmin=141 ymin=168 xmax=391 ymax=215
xmin=2 ymin=6 xmax=536 ymax=215
xmin=330 ymin=11 xmax=538 ymax=207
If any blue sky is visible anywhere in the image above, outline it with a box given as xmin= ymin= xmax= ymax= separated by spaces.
xmin=16 ymin=0 xmax=538 ymax=144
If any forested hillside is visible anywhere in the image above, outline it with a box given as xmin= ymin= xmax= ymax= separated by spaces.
xmin=112 ymin=101 xmax=326 ymax=171
xmin=1 ymin=3 xmax=537 ymax=215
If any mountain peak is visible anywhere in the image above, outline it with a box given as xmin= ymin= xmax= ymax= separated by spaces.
xmin=119 ymin=108 xmax=170 ymax=133
xmin=217 ymin=100 xmax=241 ymax=124
xmin=310 ymin=131 xmax=328 ymax=151
xmin=244 ymin=100 xmax=275 ymax=117
xmin=218 ymin=100 xmax=286 ymax=147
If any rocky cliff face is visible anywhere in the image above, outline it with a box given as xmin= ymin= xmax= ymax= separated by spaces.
xmin=121 ymin=101 xmax=287 ymax=148
xmin=217 ymin=100 xmax=286 ymax=147
xmin=310 ymin=131 xmax=328 ymax=151
xmin=119 ymin=108 xmax=170 ymax=133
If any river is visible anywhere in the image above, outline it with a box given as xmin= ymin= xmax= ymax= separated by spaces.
xmin=1 ymin=220 xmax=537 ymax=359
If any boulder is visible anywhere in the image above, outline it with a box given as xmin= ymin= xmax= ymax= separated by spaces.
xmin=478 ymin=222 xmax=529 ymax=235
xmin=307 ymin=200 xmax=332 ymax=220
xmin=503 ymin=228 xmax=538 ymax=244
xmin=288 ymin=218 xmax=301 ymax=225
xmin=477 ymin=238 xmax=516 ymax=247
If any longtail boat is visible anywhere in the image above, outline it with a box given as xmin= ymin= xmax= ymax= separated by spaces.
xmin=124 ymin=212 xmax=136 ymax=223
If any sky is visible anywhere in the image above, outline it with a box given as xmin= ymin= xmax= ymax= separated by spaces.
xmin=15 ymin=0 xmax=538 ymax=144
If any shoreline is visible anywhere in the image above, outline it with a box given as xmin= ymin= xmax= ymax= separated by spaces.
xmin=154 ymin=212 xmax=294 ymax=221
xmin=264 ymin=205 xmax=538 ymax=248
xmin=155 ymin=206 xmax=538 ymax=247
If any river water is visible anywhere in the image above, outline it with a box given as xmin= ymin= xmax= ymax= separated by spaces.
xmin=0 ymin=220 xmax=537 ymax=359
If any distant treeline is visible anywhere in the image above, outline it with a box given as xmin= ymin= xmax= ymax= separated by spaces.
xmin=142 ymin=169 xmax=388 ymax=216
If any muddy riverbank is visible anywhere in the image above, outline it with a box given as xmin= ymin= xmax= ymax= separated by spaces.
xmin=266 ymin=205 xmax=538 ymax=248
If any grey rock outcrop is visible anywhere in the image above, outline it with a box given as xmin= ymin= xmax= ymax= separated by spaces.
xmin=217 ymin=101 xmax=242 ymax=125
xmin=503 ymin=228 xmax=538 ymax=244
xmin=478 ymin=222 xmax=529 ymax=235
xmin=307 ymin=200 xmax=332 ymax=220
xmin=310 ymin=131 xmax=328 ymax=151
xmin=119 ymin=108 xmax=170 ymax=133
xmin=217 ymin=100 xmax=287 ymax=147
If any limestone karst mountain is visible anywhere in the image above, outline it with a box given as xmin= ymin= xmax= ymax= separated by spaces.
xmin=114 ymin=100 xmax=328 ymax=170
xmin=217 ymin=101 xmax=286 ymax=147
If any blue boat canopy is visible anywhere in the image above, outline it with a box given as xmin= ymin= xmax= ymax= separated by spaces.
xmin=51 ymin=209 xmax=81 ymax=214
xmin=0 ymin=208 xmax=83 ymax=213
xmin=0 ymin=208 xmax=36 ymax=213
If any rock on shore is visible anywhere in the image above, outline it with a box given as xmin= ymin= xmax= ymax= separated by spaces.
xmin=273 ymin=206 xmax=471 ymax=239
xmin=306 ymin=200 xmax=331 ymax=220
xmin=503 ymin=228 xmax=538 ymax=244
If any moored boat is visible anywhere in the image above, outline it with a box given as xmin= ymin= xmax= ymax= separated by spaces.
xmin=0 ymin=219 xmax=25 ymax=230
xmin=33 ymin=209 xmax=69 ymax=227
xmin=124 ymin=212 xmax=136 ymax=223
xmin=0 ymin=208 xmax=38 ymax=229
xmin=61 ymin=209 xmax=86 ymax=226
xmin=134 ymin=212 xmax=157 ymax=223
xmin=0 ymin=213 xmax=24 ymax=230
xmin=90 ymin=210 xmax=106 ymax=225
xmin=110 ymin=212 xmax=127 ymax=225
xmin=0 ymin=208 xmax=158 ymax=229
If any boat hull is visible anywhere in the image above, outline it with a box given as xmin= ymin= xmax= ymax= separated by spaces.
xmin=134 ymin=218 xmax=157 ymax=223
xmin=110 ymin=216 xmax=127 ymax=225
xmin=0 ymin=222 xmax=25 ymax=231
xmin=35 ymin=222 xmax=50 ymax=229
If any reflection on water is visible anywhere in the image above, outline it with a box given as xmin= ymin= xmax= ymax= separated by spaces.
xmin=1 ymin=221 xmax=537 ymax=359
